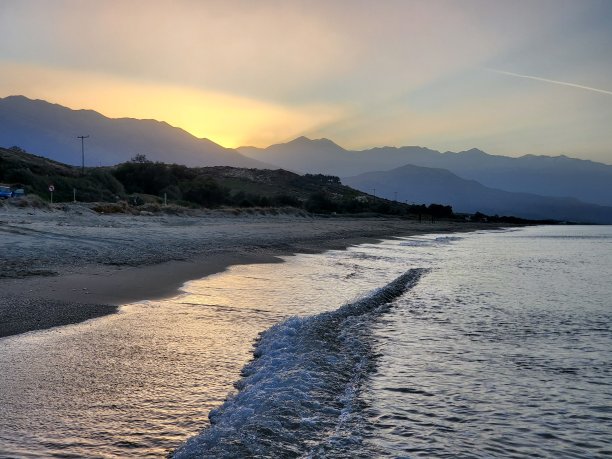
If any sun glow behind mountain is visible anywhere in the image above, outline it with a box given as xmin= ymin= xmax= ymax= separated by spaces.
xmin=1 ymin=0 xmax=611 ymax=161
xmin=1 ymin=63 xmax=346 ymax=149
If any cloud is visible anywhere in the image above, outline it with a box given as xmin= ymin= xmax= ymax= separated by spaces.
xmin=486 ymin=68 xmax=612 ymax=96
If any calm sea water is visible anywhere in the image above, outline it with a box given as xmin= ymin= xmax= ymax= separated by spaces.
xmin=0 ymin=225 xmax=610 ymax=458
xmin=362 ymin=226 xmax=612 ymax=458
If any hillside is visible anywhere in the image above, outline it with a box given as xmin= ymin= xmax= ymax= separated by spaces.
xmin=239 ymin=137 xmax=612 ymax=206
xmin=0 ymin=147 xmax=426 ymax=216
xmin=0 ymin=146 xmax=124 ymax=202
xmin=0 ymin=96 xmax=268 ymax=169
xmin=343 ymin=164 xmax=612 ymax=224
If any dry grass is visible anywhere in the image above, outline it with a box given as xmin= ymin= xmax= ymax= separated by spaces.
xmin=6 ymin=195 xmax=49 ymax=209
xmin=92 ymin=202 xmax=131 ymax=214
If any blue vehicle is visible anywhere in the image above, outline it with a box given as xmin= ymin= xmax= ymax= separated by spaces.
xmin=0 ymin=186 xmax=12 ymax=199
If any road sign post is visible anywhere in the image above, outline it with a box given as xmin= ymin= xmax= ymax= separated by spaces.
xmin=49 ymin=185 xmax=55 ymax=204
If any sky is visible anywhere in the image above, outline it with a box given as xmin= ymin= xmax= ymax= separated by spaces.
xmin=1 ymin=0 xmax=611 ymax=163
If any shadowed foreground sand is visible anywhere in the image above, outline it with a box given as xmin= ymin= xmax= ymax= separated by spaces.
xmin=0 ymin=205 xmax=503 ymax=337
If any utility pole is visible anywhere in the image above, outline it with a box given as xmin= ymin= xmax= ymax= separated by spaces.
xmin=77 ymin=135 xmax=89 ymax=175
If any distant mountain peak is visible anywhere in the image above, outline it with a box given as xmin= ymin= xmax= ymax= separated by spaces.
xmin=2 ymin=94 xmax=33 ymax=102
xmin=2 ymin=94 xmax=68 ymax=109
xmin=458 ymin=148 xmax=488 ymax=156
xmin=288 ymin=136 xmax=345 ymax=149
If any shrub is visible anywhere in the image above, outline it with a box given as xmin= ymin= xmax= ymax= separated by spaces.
xmin=92 ymin=202 xmax=129 ymax=214
xmin=181 ymin=176 xmax=228 ymax=207
xmin=8 ymin=194 xmax=48 ymax=209
xmin=305 ymin=191 xmax=338 ymax=213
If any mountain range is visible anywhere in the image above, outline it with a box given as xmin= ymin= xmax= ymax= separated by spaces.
xmin=0 ymin=95 xmax=266 ymax=169
xmin=238 ymin=137 xmax=612 ymax=207
xmin=1 ymin=95 xmax=611 ymax=223
xmin=343 ymin=165 xmax=612 ymax=224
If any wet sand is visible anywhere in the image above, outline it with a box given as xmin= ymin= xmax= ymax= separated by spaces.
xmin=0 ymin=205 xmax=502 ymax=337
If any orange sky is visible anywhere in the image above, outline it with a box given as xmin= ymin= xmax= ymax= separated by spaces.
xmin=1 ymin=0 xmax=611 ymax=162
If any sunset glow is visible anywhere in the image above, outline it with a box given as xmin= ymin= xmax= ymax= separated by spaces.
xmin=1 ymin=0 xmax=611 ymax=161
xmin=1 ymin=63 xmax=348 ymax=148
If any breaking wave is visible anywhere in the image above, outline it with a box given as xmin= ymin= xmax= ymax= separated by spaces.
xmin=399 ymin=235 xmax=464 ymax=247
xmin=173 ymin=269 xmax=428 ymax=458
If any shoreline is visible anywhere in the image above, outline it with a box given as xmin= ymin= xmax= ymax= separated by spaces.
xmin=0 ymin=208 xmax=512 ymax=338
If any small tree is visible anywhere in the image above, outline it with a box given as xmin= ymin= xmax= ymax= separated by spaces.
xmin=131 ymin=154 xmax=151 ymax=163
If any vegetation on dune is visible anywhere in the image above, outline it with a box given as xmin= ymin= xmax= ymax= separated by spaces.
xmin=1 ymin=147 xmax=456 ymax=218
xmin=0 ymin=146 xmax=123 ymax=202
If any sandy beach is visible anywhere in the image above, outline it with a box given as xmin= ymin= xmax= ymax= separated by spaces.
xmin=0 ymin=204 xmax=498 ymax=338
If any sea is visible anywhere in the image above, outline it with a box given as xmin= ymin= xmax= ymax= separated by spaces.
xmin=0 ymin=225 xmax=610 ymax=458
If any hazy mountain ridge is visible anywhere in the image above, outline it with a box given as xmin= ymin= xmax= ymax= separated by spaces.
xmin=0 ymin=96 xmax=268 ymax=169
xmin=2 ymin=96 xmax=611 ymax=221
xmin=239 ymin=138 xmax=612 ymax=207
xmin=343 ymin=165 xmax=612 ymax=224
xmin=238 ymin=136 xmax=353 ymax=174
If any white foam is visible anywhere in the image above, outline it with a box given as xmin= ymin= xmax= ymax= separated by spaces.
xmin=173 ymin=269 xmax=427 ymax=458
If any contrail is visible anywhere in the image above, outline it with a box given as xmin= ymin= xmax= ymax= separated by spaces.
xmin=486 ymin=68 xmax=612 ymax=96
